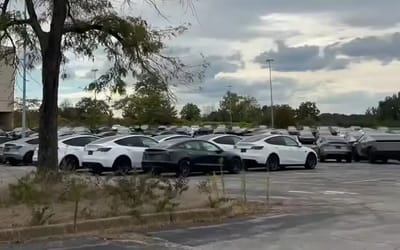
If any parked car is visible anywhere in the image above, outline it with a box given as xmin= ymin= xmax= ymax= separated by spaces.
xmin=153 ymin=134 xmax=191 ymax=143
xmin=0 ymin=137 xmax=13 ymax=163
xmin=352 ymin=133 xmax=400 ymax=163
xmin=298 ymin=130 xmax=316 ymax=144
xmin=235 ymin=134 xmax=317 ymax=171
xmin=33 ymin=135 xmax=99 ymax=170
xmin=198 ymin=134 xmax=242 ymax=152
xmin=288 ymin=126 xmax=299 ymax=136
xmin=194 ymin=127 xmax=214 ymax=137
xmin=82 ymin=135 xmax=158 ymax=174
xmin=3 ymin=137 xmax=39 ymax=165
xmin=316 ymin=136 xmax=352 ymax=162
xmin=142 ymin=138 xmax=243 ymax=177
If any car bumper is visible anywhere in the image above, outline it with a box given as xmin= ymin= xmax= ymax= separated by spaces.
xmin=142 ymin=161 xmax=178 ymax=173
xmin=320 ymin=150 xmax=351 ymax=158
xmin=238 ymin=152 xmax=267 ymax=165
xmin=82 ymin=154 xmax=114 ymax=169
xmin=3 ymin=153 xmax=23 ymax=161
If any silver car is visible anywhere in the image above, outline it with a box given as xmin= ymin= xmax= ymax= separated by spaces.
xmin=316 ymin=136 xmax=352 ymax=163
xmin=353 ymin=133 xmax=400 ymax=163
xmin=3 ymin=137 xmax=39 ymax=165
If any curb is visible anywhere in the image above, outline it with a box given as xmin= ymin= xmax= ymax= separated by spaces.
xmin=0 ymin=206 xmax=235 ymax=242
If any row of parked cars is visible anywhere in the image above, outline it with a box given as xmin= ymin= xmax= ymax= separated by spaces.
xmin=1 ymin=125 xmax=399 ymax=176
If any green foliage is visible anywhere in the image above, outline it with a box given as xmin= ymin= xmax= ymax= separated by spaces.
xmin=296 ymin=101 xmax=320 ymax=124
xmin=180 ymin=103 xmax=201 ymax=121
xmin=75 ymin=98 xmax=113 ymax=128
xmin=152 ymin=177 xmax=189 ymax=214
xmin=197 ymin=173 xmax=223 ymax=208
xmin=114 ymin=72 xmax=178 ymax=125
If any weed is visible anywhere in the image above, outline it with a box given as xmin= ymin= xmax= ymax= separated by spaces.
xmin=197 ymin=173 xmax=223 ymax=208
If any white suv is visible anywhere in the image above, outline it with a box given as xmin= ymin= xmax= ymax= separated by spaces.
xmin=82 ymin=135 xmax=158 ymax=174
xmin=33 ymin=135 xmax=99 ymax=170
xmin=236 ymin=134 xmax=317 ymax=171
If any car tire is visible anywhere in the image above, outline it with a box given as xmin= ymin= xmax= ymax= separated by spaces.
xmin=113 ymin=157 xmax=131 ymax=176
xmin=305 ymin=154 xmax=317 ymax=169
xmin=381 ymin=158 xmax=388 ymax=164
xmin=353 ymin=153 xmax=360 ymax=162
xmin=8 ymin=159 xmax=19 ymax=166
xmin=177 ymin=159 xmax=191 ymax=177
xmin=336 ymin=158 xmax=341 ymax=163
xmin=266 ymin=154 xmax=280 ymax=171
xmin=22 ymin=151 xmax=34 ymax=165
xmin=346 ymin=155 xmax=352 ymax=163
xmin=319 ymin=156 xmax=325 ymax=162
xmin=60 ymin=156 xmax=79 ymax=171
xmin=229 ymin=158 xmax=242 ymax=174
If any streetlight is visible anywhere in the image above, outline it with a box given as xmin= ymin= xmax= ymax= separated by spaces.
xmin=266 ymin=59 xmax=274 ymax=129
xmin=227 ymin=85 xmax=233 ymax=128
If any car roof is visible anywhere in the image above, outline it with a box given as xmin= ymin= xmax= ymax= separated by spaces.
xmin=153 ymin=134 xmax=190 ymax=141
xmin=89 ymin=134 xmax=145 ymax=144
xmin=197 ymin=134 xmax=239 ymax=140
xmin=59 ymin=134 xmax=98 ymax=142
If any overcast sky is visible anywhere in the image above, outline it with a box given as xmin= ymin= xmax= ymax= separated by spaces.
xmin=17 ymin=0 xmax=400 ymax=114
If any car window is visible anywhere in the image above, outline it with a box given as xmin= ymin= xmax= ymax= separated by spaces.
xmin=64 ymin=137 xmax=98 ymax=147
xmin=165 ymin=136 xmax=189 ymax=141
xmin=283 ymin=136 xmax=299 ymax=146
xmin=265 ymin=136 xmax=285 ymax=146
xmin=140 ymin=137 xmax=158 ymax=147
xmin=26 ymin=138 xmax=39 ymax=145
xmin=200 ymin=141 xmax=221 ymax=152
xmin=115 ymin=137 xmax=143 ymax=147
xmin=214 ymin=136 xmax=234 ymax=145
xmin=178 ymin=141 xmax=202 ymax=150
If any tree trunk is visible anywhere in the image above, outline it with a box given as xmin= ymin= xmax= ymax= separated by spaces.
xmin=37 ymin=0 xmax=67 ymax=172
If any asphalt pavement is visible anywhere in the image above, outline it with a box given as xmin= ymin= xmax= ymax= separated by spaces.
xmin=3 ymin=161 xmax=400 ymax=249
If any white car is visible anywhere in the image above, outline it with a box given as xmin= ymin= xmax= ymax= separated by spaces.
xmin=33 ymin=135 xmax=99 ymax=170
xmin=3 ymin=137 xmax=39 ymax=165
xmin=82 ymin=135 xmax=158 ymax=174
xmin=153 ymin=134 xmax=191 ymax=143
xmin=197 ymin=134 xmax=242 ymax=152
xmin=235 ymin=134 xmax=318 ymax=171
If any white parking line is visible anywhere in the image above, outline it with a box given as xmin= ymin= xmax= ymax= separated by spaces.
xmin=343 ymin=179 xmax=381 ymax=184
xmin=322 ymin=190 xmax=358 ymax=195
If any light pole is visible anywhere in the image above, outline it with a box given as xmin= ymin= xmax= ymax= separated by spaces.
xmin=266 ymin=59 xmax=274 ymax=129
xmin=91 ymin=69 xmax=98 ymax=100
xmin=22 ymin=2 xmax=27 ymax=137
xmin=227 ymin=85 xmax=233 ymax=128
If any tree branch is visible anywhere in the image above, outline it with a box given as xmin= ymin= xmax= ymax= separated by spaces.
xmin=63 ymin=21 xmax=124 ymax=43
xmin=25 ymin=0 xmax=45 ymax=37
xmin=1 ymin=0 xmax=10 ymax=16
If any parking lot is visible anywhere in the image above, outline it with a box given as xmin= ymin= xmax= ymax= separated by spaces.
xmin=4 ymin=161 xmax=400 ymax=249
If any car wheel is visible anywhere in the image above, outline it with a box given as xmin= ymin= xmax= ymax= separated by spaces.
xmin=177 ymin=159 xmax=191 ymax=177
xmin=319 ymin=156 xmax=325 ymax=163
xmin=22 ymin=151 xmax=34 ymax=165
xmin=8 ymin=159 xmax=19 ymax=166
xmin=266 ymin=154 xmax=280 ymax=171
xmin=60 ymin=156 xmax=79 ymax=171
xmin=381 ymin=158 xmax=388 ymax=164
xmin=229 ymin=158 xmax=242 ymax=174
xmin=353 ymin=153 xmax=360 ymax=162
xmin=336 ymin=158 xmax=341 ymax=163
xmin=305 ymin=154 xmax=317 ymax=169
xmin=346 ymin=155 xmax=352 ymax=163
xmin=113 ymin=158 xmax=131 ymax=176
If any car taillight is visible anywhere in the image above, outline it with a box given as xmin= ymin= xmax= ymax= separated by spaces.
xmin=251 ymin=146 xmax=264 ymax=150
xmin=97 ymin=147 xmax=111 ymax=152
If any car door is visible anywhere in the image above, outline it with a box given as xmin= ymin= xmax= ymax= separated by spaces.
xmin=282 ymin=136 xmax=308 ymax=165
xmin=265 ymin=136 xmax=291 ymax=165
xmin=115 ymin=136 xmax=146 ymax=168
xmin=177 ymin=141 xmax=205 ymax=171
xmin=63 ymin=136 xmax=99 ymax=164
xmin=199 ymin=141 xmax=223 ymax=170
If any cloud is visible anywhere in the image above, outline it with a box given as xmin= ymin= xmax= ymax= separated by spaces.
xmin=335 ymin=33 xmax=400 ymax=63
xmin=254 ymin=41 xmax=349 ymax=72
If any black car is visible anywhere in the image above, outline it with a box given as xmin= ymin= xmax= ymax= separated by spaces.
xmin=142 ymin=138 xmax=243 ymax=177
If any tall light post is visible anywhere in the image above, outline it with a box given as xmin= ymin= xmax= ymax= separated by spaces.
xmin=266 ymin=59 xmax=274 ymax=129
xmin=227 ymin=85 xmax=233 ymax=128
xmin=22 ymin=2 xmax=27 ymax=137
xmin=91 ymin=69 xmax=98 ymax=100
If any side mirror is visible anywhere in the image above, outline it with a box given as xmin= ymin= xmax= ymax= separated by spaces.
xmin=216 ymin=149 xmax=223 ymax=154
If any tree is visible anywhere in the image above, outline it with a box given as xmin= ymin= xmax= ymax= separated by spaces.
xmin=75 ymin=98 xmax=112 ymax=128
xmin=0 ymin=0 xmax=199 ymax=170
xmin=180 ymin=103 xmax=201 ymax=121
xmin=376 ymin=92 xmax=400 ymax=120
xmin=114 ymin=72 xmax=177 ymax=125
xmin=296 ymin=101 xmax=320 ymax=124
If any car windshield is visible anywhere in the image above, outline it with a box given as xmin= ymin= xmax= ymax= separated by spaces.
xmin=156 ymin=138 xmax=190 ymax=148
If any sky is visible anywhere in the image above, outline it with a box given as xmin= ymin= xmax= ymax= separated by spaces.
xmin=16 ymin=0 xmax=400 ymax=115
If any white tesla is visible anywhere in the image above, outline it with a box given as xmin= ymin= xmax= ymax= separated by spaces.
xmin=197 ymin=134 xmax=242 ymax=152
xmin=82 ymin=135 xmax=158 ymax=174
xmin=235 ymin=134 xmax=318 ymax=171
xmin=33 ymin=135 xmax=99 ymax=170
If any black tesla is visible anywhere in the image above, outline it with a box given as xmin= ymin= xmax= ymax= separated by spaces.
xmin=142 ymin=138 xmax=243 ymax=177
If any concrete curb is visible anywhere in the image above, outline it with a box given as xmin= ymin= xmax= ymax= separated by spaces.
xmin=0 ymin=206 xmax=235 ymax=242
